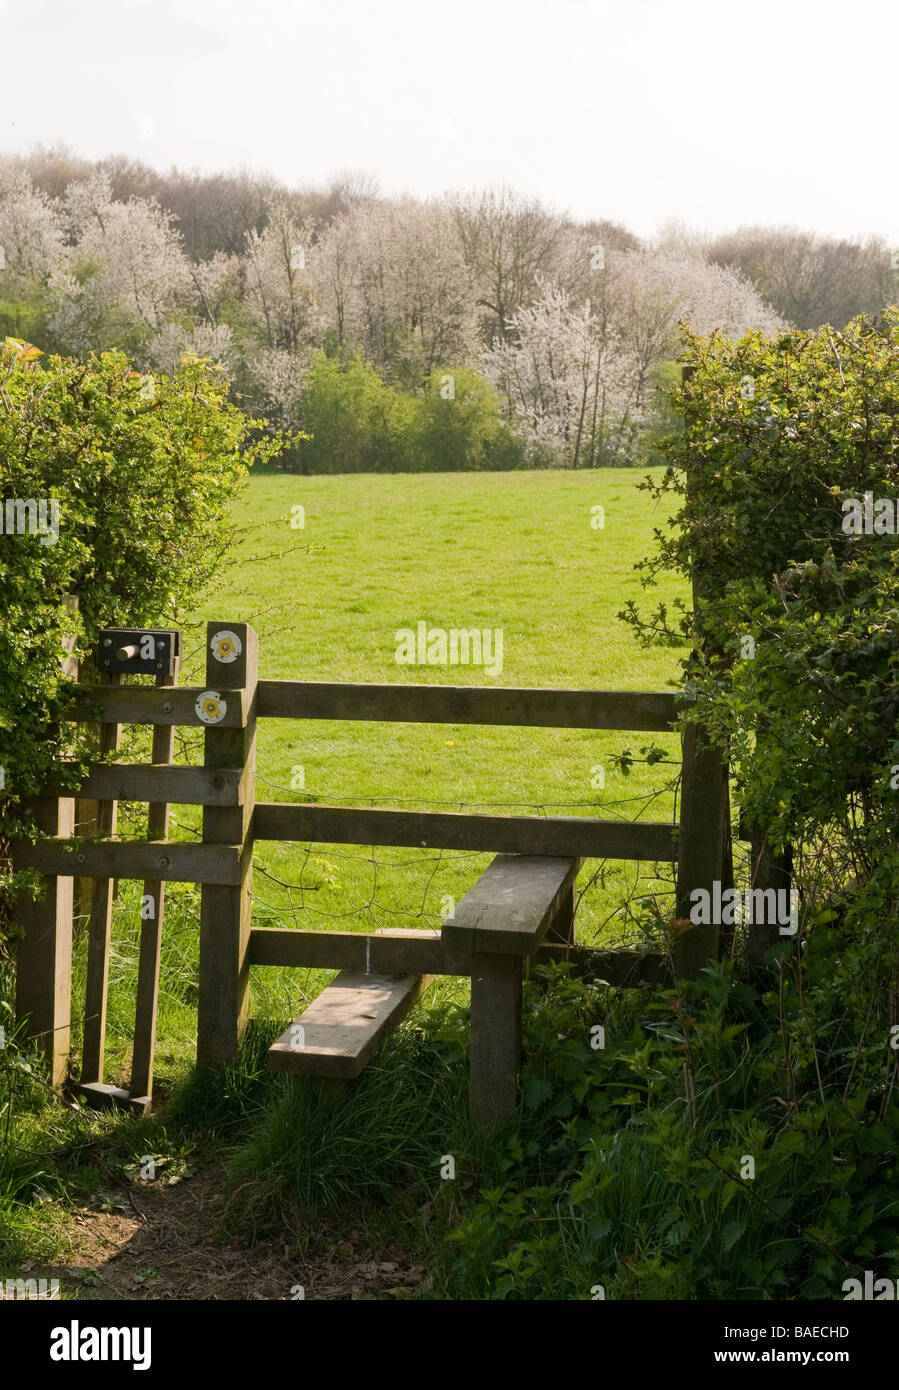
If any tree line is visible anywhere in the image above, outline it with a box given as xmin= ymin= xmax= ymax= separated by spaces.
xmin=1 ymin=143 xmax=895 ymax=471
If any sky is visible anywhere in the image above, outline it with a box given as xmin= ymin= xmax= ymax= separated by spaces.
xmin=0 ymin=0 xmax=895 ymax=245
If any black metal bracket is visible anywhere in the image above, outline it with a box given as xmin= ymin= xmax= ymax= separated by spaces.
xmin=97 ymin=628 xmax=181 ymax=676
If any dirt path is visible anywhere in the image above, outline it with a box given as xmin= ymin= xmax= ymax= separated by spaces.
xmin=26 ymin=1168 xmax=430 ymax=1301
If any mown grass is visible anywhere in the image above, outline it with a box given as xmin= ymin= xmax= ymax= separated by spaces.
xmin=2 ymin=466 xmax=690 ymax=1293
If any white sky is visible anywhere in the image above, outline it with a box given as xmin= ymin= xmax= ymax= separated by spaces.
xmin=1 ymin=0 xmax=895 ymax=244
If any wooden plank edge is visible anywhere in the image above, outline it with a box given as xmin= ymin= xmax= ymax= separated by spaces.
xmin=267 ymin=973 xmax=434 ymax=1079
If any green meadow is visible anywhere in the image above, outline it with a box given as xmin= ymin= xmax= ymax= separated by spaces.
xmin=82 ymin=467 xmax=688 ymax=1086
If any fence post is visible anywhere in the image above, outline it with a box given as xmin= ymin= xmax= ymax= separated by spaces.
xmin=12 ymin=597 xmax=80 ymax=1084
xmin=469 ymin=952 xmax=522 ymax=1127
xmin=674 ymin=722 xmax=728 ymax=977
xmin=747 ymin=824 xmax=793 ymax=975
xmin=672 ymin=362 xmax=732 ymax=977
xmin=197 ymin=622 xmax=257 ymax=1069
xmin=13 ymin=796 xmax=74 ymax=1084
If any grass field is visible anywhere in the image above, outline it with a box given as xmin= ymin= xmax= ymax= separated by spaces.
xmin=86 ymin=467 xmax=688 ymax=1084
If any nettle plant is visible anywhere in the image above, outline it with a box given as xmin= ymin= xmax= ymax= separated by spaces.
xmin=0 ymin=340 xmax=278 ymax=934
xmin=624 ymin=309 xmax=899 ymax=1070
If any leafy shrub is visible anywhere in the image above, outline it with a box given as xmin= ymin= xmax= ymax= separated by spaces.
xmin=407 ymin=368 xmax=530 ymax=472
xmin=0 ymin=340 xmax=277 ymax=935
xmin=289 ymin=352 xmax=413 ymax=473
xmin=279 ymin=353 xmax=531 ymax=474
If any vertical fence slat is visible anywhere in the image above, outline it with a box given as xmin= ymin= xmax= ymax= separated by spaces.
xmin=129 ymin=664 xmax=180 ymax=1107
xmin=80 ymin=673 xmax=123 ymax=1083
xmin=197 ymin=623 xmax=257 ymax=1069
xmin=14 ymin=795 xmax=75 ymax=1085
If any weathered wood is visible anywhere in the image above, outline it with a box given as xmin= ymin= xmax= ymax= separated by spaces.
xmin=254 ymin=803 xmax=676 ymax=862
xmin=268 ymin=970 xmax=434 ymax=1079
xmin=71 ymin=629 xmax=97 ymax=923
xmin=197 ymin=623 xmax=257 ymax=1070
xmin=674 ymin=361 xmax=732 ymax=977
xmin=443 ymin=855 xmax=581 ymax=955
xmin=248 ymin=925 xmax=667 ymax=986
xmin=469 ymin=952 xmax=522 ymax=1127
xmin=673 ymin=720 xmax=728 ymax=977
xmin=67 ymin=685 xmax=250 ymax=728
xmin=256 ymin=680 xmax=677 ymax=731
xmin=130 ymin=666 xmax=179 ymax=1106
xmin=81 ymin=675 xmax=122 ymax=1084
xmin=249 ymin=926 xmax=472 ymax=975
xmin=48 ymin=762 xmax=245 ymax=807
xmin=12 ymin=838 xmax=243 ymax=885
xmin=71 ymin=1081 xmax=131 ymax=1108
xmin=13 ymin=795 xmax=75 ymax=1085
xmin=545 ymin=885 xmax=576 ymax=947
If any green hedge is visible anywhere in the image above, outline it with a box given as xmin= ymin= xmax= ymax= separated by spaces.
xmin=0 ymin=341 xmax=276 ymax=932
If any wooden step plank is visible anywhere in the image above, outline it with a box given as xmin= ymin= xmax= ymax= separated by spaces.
xmin=442 ymin=854 xmax=581 ymax=955
xmin=268 ymin=971 xmax=433 ymax=1079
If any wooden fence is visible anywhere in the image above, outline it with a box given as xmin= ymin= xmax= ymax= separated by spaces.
xmin=11 ymin=619 xmax=743 ymax=1125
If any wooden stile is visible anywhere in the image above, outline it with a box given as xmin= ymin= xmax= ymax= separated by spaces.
xmin=11 ymin=602 xmax=719 ymax=1127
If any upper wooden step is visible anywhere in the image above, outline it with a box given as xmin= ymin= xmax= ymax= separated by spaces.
xmin=441 ymin=854 xmax=581 ymax=955
xmin=268 ymin=969 xmax=434 ymax=1079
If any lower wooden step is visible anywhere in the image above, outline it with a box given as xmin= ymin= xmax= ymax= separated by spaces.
xmin=268 ymin=970 xmax=434 ymax=1080
xmin=71 ymin=1081 xmax=152 ymax=1115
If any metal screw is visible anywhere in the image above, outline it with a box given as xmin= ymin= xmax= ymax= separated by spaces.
xmin=103 ymin=638 xmax=112 ymax=647
xmin=162 ymin=701 xmax=174 ymax=713
xmin=156 ymin=662 xmax=162 ymax=669
xmin=76 ymin=853 xmax=86 ymax=865
xmin=158 ymin=856 xmax=170 ymax=869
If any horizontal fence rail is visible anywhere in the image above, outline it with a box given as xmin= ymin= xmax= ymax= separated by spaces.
xmin=253 ymin=803 xmax=678 ymax=861
xmin=46 ymin=763 xmax=246 ymax=806
xmin=65 ymin=681 xmax=680 ymax=733
xmin=256 ymin=681 xmax=679 ymax=731
xmin=68 ymin=687 xmax=251 ymax=727
xmin=13 ymin=838 xmax=244 ymax=885
xmin=247 ymin=927 xmax=669 ymax=986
